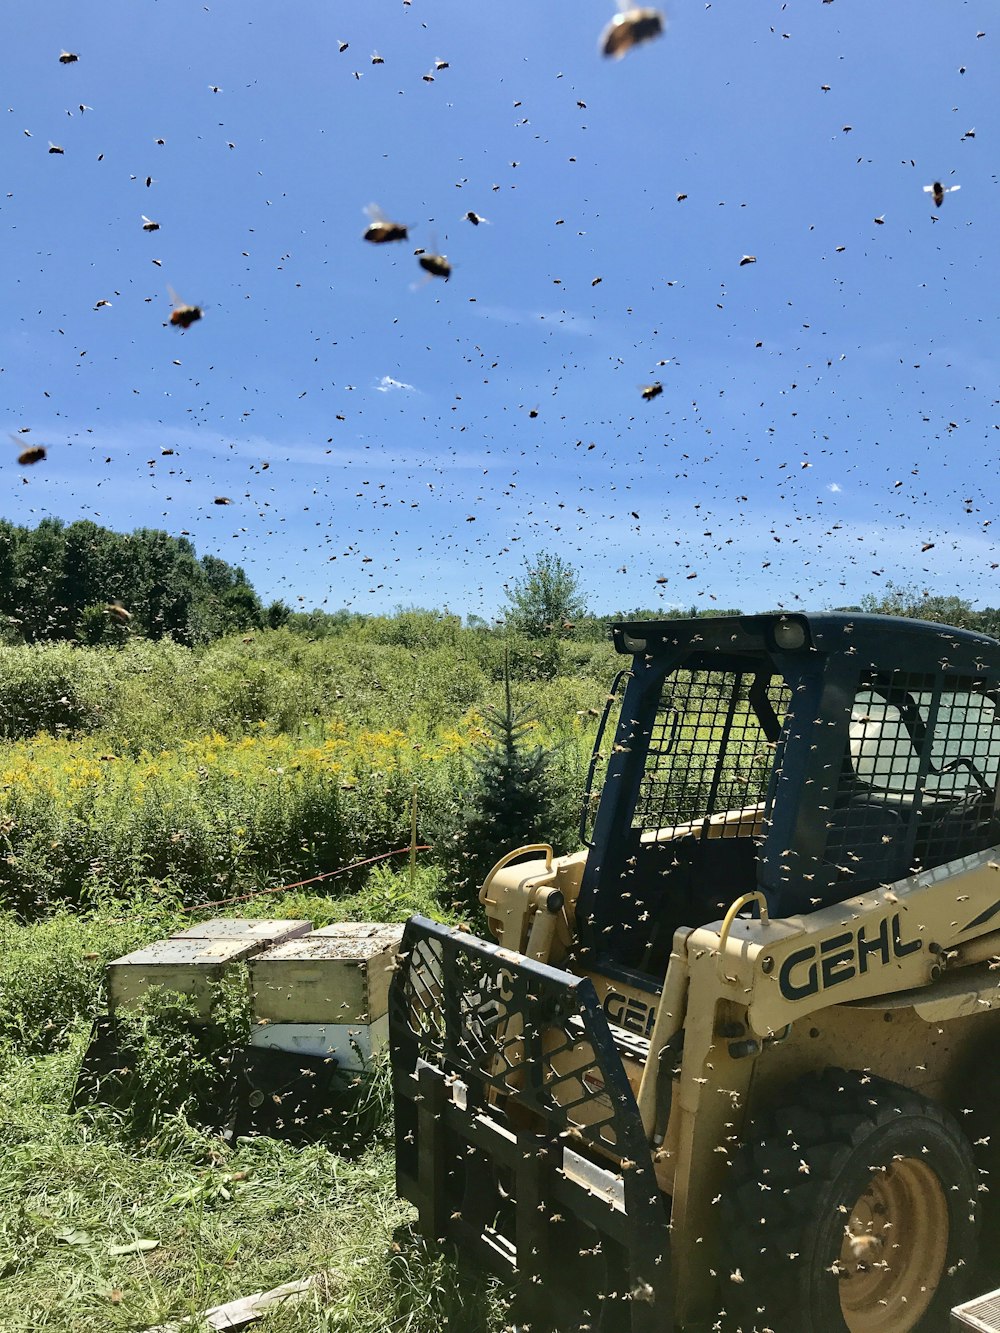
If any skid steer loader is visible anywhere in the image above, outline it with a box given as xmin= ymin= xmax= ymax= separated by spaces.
xmin=389 ymin=612 xmax=1000 ymax=1332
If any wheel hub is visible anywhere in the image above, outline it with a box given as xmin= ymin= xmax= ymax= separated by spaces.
xmin=837 ymin=1156 xmax=949 ymax=1333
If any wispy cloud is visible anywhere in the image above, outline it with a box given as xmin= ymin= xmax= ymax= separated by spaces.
xmin=472 ymin=304 xmax=596 ymax=337
xmin=375 ymin=375 xmax=415 ymax=393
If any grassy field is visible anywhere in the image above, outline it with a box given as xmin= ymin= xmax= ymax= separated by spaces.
xmin=0 ymin=873 xmax=509 ymax=1332
xmin=0 ymin=621 xmax=616 ymax=1331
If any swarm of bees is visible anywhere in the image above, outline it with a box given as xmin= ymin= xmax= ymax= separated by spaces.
xmin=600 ymin=7 xmax=665 ymax=58
xmin=924 ymin=181 xmax=961 ymax=208
xmin=357 ymin=9 xmax=671 ymax=290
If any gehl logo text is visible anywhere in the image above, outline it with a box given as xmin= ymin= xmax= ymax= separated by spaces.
xmin=778 ymin=912 xmax=921 ymax=1002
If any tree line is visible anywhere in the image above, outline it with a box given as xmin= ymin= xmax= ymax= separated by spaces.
xmin=2 ymin=521 xmax=997 ymax=647
xmin=0 ymin=518 xmax=273 ymax=644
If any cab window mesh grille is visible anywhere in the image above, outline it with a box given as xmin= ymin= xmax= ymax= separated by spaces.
xmin=828 ymin=671 xmax=1000 ymax=885
xmin=632 ymin=670 xmax=790 ymax=840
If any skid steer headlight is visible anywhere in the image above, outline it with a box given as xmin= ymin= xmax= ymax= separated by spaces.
xmin=772 ymin=617 xmax=808 ymax=650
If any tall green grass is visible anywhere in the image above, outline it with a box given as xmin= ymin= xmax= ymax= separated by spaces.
xmin=0 ymin=627 xmax=606 ymax=918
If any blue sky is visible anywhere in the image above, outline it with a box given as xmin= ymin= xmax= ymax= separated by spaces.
xmin=2 ymin=0 xmax=998 ymax=618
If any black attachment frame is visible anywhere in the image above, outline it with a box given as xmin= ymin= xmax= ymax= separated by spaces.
xmin=390 ymin=915 xmax=672 ymax=1333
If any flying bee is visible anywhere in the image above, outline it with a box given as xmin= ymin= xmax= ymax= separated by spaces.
xmin=48 ymin=142 xmax=65 ymax=154
xmin=370 ymin=51 xmax=384 ymax=64
xmin=416 ymin=250 xmax=451 ymax=280
xmin=105 ymin=601 xmax=132 ymax=623
xmin=434 ymin=58 xmax=449 ymax=70
xmin=167 ymin=287 xmax=203 ymax=329
xmin=58 ymin=50 xmax=79 ymax=64
xmin=641 ymin=382 xmax=663 ymax=401
xmin=363 ymin=203 xmax=408 ymax=244
xmin=464 ymin=211 xmax=490 ymax=226
xmin=12 ymin=433 xmax=46 ymax=465
xmin=600 ymin=7 xmax=665 ymax=59
xmin=141 ymin=215 xmax=160 ymax=232
xmin=924 ymin=181 xmax=960 ymax=208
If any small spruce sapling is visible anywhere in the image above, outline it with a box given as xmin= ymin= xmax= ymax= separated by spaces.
xmin=452 ymin=653 xmax=566 ymax=914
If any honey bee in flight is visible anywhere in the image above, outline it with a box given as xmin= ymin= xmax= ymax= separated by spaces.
xmin=924 ymin=181 xmax=960 ymax=208
xmin=363 ymin=204 xmax=408 ymax=244
xmin=168 ymin=287 xmax=203 ymax=329
xmin=641 ymin=382 xmax=663 ymax=401
xmin=600 ymin=7 xmax=665 ymax=59
xmin=11 ymin=434 xmax=46 ymax=465
xmin=416 ymin=250 xmax=451 ymax=280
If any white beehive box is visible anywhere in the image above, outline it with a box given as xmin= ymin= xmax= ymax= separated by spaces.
xmin=107 ymin=919 xmax=314 ymax=1018
xmin=248 ymin=922 xmax=405 ymax=1071
xmin=249 ymin=922 xmax=404 ymax=1025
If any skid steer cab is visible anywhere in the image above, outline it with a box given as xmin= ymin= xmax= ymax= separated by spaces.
xmin=390 ymin=612 xmax=1000 ymax=1333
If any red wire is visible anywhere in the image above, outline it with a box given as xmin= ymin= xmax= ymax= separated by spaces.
xmin=181 ymin=844 xmax=432 ymax=913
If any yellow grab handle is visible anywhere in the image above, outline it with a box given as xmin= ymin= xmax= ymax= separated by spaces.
xmin=717 ymin=891 xmax=769 ymax=981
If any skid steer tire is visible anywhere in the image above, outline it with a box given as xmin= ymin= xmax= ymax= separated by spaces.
xmin=720 ymin=1067 xmax=978 ymax=1333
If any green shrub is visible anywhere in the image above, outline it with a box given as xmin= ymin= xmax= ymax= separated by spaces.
xmin=104 ymin=977 xmax=251 ymax=1140
xmin=0 ymin=642 xmax=109 ymax=741
xmin=0 ymin=903 xmax=183 ymax=1054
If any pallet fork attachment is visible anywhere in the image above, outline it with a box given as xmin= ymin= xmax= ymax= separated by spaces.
xmin=390 ymin=915 xmax=672 ymax=1332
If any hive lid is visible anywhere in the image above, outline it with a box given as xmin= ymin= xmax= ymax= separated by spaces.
xmin=253 ymin=922 xmax=404 ymax=964
xmin=110 ymin=937 xmax=262 ymax=968
xmin=171 ymin=918 xmax=313 ymax=943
